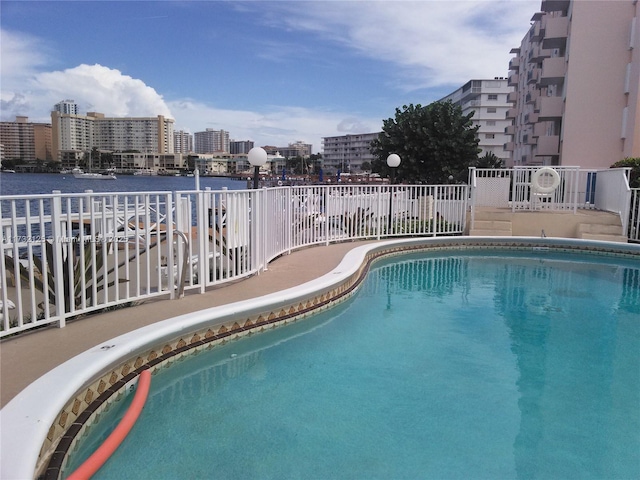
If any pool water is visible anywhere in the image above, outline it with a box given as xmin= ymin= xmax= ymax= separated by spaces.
xmin=65 ymin=251 xmax=640 ymax=479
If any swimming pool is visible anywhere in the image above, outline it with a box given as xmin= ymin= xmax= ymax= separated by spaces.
xmin=64 ymin=248 xmax=640 ymax=479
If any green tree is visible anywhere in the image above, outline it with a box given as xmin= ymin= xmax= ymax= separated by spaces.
xmin=611 ymin=157 xmax=640 ymax=188
xmin=360 ymin=161 xmax=372 ymax=172
xmin=309 ymin=153 xmax=322 ymax=174
xmin=473 ymin=152 xmax=504 ymax=169
xmin=371 ymin=101 xmax=480 ymax=184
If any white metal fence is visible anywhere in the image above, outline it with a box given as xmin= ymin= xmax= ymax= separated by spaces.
xmin=469 ymin=166 xmax=632 ymax=235
xmin=0 ymin=184 xmax=467 ymax=337
xmin=630 ymin=188 xmax=640 ymax=243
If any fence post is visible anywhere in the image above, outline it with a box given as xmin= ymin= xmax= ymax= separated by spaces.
xmin=50 ymin=191 xmax=67 ymax=328
xmin=197 ymin=189 xmax=207 ymax=293
xmin=262 ymin=187 xmax=269 ymax=271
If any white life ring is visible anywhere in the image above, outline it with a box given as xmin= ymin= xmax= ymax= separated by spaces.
xmin=531 ymin=167 xmax=560 ymax=194
xmin=277 ymin=180 xmax=283 ymax=186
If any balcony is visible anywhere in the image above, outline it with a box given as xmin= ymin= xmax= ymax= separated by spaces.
xmin=529 ymin=21 xmax=544 ymax=42
xmin=525 ymin=112 xmax=539 ymax=124
xmin=541 ymin=0 xmax=570 ymax=13
xmin=532 ymin=122 xmax=548 ymax=138
xmin=527 ymin=67 xmax=540 ymax=84
xmin=539 ymin=56 xmax=566 ymax=86
xmin=506 ymin=108 xmax=518 ymax=119
xmin=528 ymin=45 xmax=552 ymax=63
xmin=504 ymin=142 xmax=515 ymax=151
xmin=507 ymin=91 xmax=518 ymax=103
xmin=525 ymin=90 xmax=539 ymax=104
xmin=537 ymin=96 xmax=564 ymax=120
xmin=535 ymin=135 xmax=560 ymax=156
xmin=542 ymin=16 xmax=569 ymax=49
xmin=508 ymin=72 xmax=519 ymax=86
xmin=504 ymin=125 xmax=516 ymax=135
xmin=509 ymin=57 xmax=520 ymax=71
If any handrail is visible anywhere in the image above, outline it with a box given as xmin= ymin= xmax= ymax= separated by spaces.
xmin=173 ymin=230 xmax=190 ymax=298
xmin=67 ymin=369 xmax=151 ymax=480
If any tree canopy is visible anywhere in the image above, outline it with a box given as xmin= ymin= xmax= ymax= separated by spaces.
xmin=370 ymin=101 xmax=480 ymax=184
xmin=611 ymin=157 xmax=640 ymax=188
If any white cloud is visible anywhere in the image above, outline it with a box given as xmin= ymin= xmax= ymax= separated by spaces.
xmin=33 ymin=64 xmax=172 ymax=118
xmin=269 ymin=1 xmax=538 ymax=90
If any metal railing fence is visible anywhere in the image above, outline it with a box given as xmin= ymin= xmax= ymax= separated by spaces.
xmin=0 ymin=184 xmax=467 ymax=337
xmin=629 ymin=188 xmax=640 ymax=243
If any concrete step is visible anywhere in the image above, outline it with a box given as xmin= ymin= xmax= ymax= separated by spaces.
xmin=577 ymin=223 xmax=623 ymax=236
xmin=473 ymin=220 xmax=512 ymax=231
xmin=470 ymin=219 xmax=512 ymax=236
xmin=579 ymin=232 xmax=628 ymax=243
xmin=473 ymin=210 xmax=514 ymax=222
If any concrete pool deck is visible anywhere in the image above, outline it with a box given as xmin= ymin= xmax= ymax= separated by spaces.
xmin=0 ymin=240 xmax=373 ymax=408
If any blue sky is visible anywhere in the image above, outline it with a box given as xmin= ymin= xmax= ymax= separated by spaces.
xmin=1 ymin=1 xmax=538 ymax=152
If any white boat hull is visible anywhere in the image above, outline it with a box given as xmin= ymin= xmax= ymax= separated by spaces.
xmin=73 ymin=172 xmax=116 ymax=180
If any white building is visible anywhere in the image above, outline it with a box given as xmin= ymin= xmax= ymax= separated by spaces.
xmin=439 ymin=78 xmax=513 ymax=163
xmin=53 ymin=100 xmax=78 ymax=115
xmin=321 ymin=133 xmax=380 ymax=173
xmin=174 ymin=130 xmax=193 ymax=154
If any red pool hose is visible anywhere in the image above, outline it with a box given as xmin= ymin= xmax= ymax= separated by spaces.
xmin=67 ymin=369 xmax=152 ymax=480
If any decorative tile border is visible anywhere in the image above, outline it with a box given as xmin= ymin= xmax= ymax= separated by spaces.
xmin=36 ymin=238 xmax=640 ymax=478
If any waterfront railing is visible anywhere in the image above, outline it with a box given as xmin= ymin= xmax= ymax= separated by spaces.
xmin=0 ymin=184 xmax=467 ymax=337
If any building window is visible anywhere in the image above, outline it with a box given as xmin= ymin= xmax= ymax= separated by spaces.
xmin=488 ymin=94 xmax=498 ymax=101
xmin=486 ymin=120 xmax=496 ymax=126
xmin=485 ymin=134 xmax=495 ymax=139
xmin=487 ymin=107 xmax=497 ymax=113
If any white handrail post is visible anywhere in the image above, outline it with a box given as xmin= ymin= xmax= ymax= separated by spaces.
xmin=197 ymin=189 xmax=207 ymax=293
xmin=286 ymin=186 xmax=292 ymax=254
xmin=262 ymin=187 xmax=268 ymax=271
xmin=324 ymin=185 xmax=330 ymax=246
xmin=50 ymin=191 xmax=67 ymax=327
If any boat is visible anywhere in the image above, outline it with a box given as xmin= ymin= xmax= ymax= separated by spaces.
xmin=72 ymin=167 xmax=116 ymax=180
xmin=133 ymin=169 xmax=157 ymax=176
xmin=0 ymin=169 xmax=16 ymax=173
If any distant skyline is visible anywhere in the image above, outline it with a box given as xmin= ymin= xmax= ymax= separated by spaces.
xmin=1 ymin=1 xmax=538 ymax=153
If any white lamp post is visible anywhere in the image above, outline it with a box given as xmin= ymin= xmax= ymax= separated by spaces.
xmin=248 ymin=147 xmax=268 ymax=189
xmin=386 ymin=154 xmax=401 ymax=234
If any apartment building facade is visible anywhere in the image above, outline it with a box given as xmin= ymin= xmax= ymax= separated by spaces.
xmin=277 ymin=141 xmax=313 ymax=159
xmin=506 ymin=0 xmax=640 ymax=168
xmin=194 ymin=129 xmax=230 ymax=154
xmin=51 ymin=107 xmax=175 ymax=161
xmin=439 ymin=78 xmax=513 ymax=164
xmin=322 ymin=133 xmax=380 ymax=173
xmin=0 ymin=116 xmax=53 ymax=163
xmin=174 ymin=130 xmax=194 ymax=154
xmin=230 ymin=140 xmax=254 ymax=154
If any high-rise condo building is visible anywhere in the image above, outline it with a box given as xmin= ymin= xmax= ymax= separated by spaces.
xmin=439 ymin=78 xmax=513 ymax=164
xmin=230 ymin=140 xmax=254 ymax=154
xmin=174 ymin=130 xmax=194 ymax=154
xmin=506 ymin=0 xmax=640 ymax=168
xmin=322 ymin=133 xmax=380 ymax=173
xmin=53 ymin=100 xmax=79 ymax=115
xmin=0 ymin=116 xmax=53 ymax=163
xmin=51 ymin=110 xmax=174 ymax=161
xmin=194 ymin=129 xmax=230 ymax=154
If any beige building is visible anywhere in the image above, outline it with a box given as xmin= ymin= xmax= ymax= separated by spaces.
xmin=506 ymin=0 xmax=640 ymax=168
xmin=52 ymin=108 xmax=175 ymax=161
xmin=0 ymin=116 xmax=53 ymax=163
